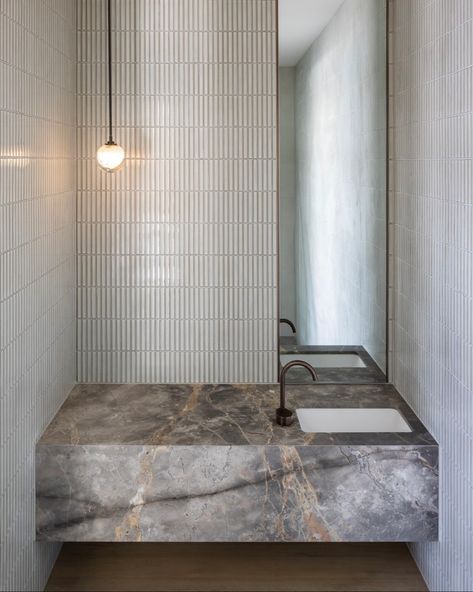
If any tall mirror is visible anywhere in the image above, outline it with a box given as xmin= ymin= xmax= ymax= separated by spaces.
xmin=278 ymin=0 xmax=387 ymax=383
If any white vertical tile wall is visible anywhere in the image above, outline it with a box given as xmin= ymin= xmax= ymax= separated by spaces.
xmin=295 ymin=0 xmax=387 ymax=370
xmin=390 ymin=1 xmax=473 ymax=590
xmin=0 ymin=1 xmax=77 ymax=590
xmin=77 ymin=0 xmax=278 ymax=384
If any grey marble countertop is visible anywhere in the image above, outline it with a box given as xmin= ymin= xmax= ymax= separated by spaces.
xmin=38 ymin=383 xmax=436 ymax=447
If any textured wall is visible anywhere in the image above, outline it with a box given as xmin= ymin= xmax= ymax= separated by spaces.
xmin=77 ymin=0 xmax=278 ymax=383
xmin=0 ymin=1 xmax=77 ymax=590
xmin=295 ymin=0 xmax=387 ymax=368
xmin=390 ymin=1 xmax=473 ymax=590
xmin=279 ymin=67 xmax=296 ymax=325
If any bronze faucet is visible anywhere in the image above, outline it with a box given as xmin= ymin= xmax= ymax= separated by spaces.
xmin=276 ymin=360 xmax=318 ymax=426
xmin=280 ymin=318 xmax=297 ymax=334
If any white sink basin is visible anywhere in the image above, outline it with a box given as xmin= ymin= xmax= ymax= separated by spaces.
xmin=280 ymin=353 xmax=366 ymax=368
xmin=296 ymin=408 xmax=411 ymax=433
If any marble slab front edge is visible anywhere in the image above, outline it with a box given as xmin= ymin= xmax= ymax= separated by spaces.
xmin=36 ymin=384 xmax=438 ymax=543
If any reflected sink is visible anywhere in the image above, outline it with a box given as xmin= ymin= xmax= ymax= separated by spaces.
xmin=280 ymin=353 xmax=366 ymax=368
xmin=296 ymin=408 xmax=412 ymax=433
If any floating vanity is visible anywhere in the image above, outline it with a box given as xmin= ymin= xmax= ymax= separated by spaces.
xmin=36 ymin=384 xmax=438 ymax=543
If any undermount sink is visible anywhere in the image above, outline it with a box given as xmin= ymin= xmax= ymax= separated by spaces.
xmin=296 ymin=408 xmax=412 ymax=433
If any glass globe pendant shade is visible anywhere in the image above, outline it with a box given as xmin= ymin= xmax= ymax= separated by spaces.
xmin=96 ymin=141 xmax=125 ymax=173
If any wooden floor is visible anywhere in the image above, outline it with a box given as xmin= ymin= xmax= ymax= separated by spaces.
xmin=45 ymin=543 xmax=428 ymax=592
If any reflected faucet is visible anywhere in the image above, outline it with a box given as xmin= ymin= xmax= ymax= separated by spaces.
xmin=276 ymin=360 xmax=318 ymax=426
xmin=280 ymin=318 xmax=296 ymax=334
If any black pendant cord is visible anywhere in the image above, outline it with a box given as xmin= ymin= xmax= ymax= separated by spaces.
xmin=107 ymin=0 xmax=113 ymax=144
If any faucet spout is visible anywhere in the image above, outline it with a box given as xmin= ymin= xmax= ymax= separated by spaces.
xmin=276 ymin=360 xmax=318 ymax=426
xmin=280 ymin=318 xmax=297 ymax=334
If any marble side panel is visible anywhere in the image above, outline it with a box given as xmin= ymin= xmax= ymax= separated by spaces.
xmin=37 ymin=443 xmax=437 ymax=543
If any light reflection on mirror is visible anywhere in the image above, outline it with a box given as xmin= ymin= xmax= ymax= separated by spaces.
xmin=278 ymin=0 xmax=387 ymax=384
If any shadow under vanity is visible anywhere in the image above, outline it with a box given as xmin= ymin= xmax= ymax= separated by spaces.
xmin=36 ymin=383 xmax=438 ymax=543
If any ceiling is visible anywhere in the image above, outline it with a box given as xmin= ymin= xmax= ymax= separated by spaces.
xmin=278 ymin=0 xmax=345 ymax=67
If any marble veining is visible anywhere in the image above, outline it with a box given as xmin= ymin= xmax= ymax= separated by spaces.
xmin=36 ymin=383 xmax=438 ymax=542
xmin=38 ymin=383 xmax=434 ymax=447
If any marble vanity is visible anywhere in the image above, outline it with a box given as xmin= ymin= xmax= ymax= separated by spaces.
xmin=36 ymin=383 xmax=438 ymax=542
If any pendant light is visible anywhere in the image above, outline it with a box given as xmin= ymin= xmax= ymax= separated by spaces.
xmin=96 ymin=0 xmax=125 ymax=172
